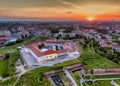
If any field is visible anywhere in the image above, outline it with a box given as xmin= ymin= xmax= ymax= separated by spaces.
xmin=0 ymin=59 xmax=8 ymax=76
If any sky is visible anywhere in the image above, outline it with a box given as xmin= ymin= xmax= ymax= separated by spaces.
xmin=0 ymin=0 xmax=120 ymax=21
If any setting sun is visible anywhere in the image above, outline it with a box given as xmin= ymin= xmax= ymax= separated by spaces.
xmin=87 ymin=17 xmax=95 ymax=21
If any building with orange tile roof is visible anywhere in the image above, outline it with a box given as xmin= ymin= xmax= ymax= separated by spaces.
xmin=22 ymin=39 xmax=80 ymax=64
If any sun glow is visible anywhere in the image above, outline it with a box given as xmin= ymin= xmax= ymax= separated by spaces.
xmin=87 ymin=17 xmax=95 ymax=21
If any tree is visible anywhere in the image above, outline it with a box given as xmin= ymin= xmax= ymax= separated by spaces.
xmin=64 ymin=27 xmax=73 ymax=33
xmin=6 ymin=42 xmax=15 ymax=46
xmin=38 ymin=44 xmax=45 ymax=49
xmin=16 ymin=39 xmax=24 ymax=43
xmin=49 ymin=27 xmax=59 ymax=33
xmin=63 ymin=35 xmax=70 ymax=40
xmin=90 ymin=69 xmax=94 ymax=75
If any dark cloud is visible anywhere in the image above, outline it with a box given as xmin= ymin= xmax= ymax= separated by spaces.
xmin=66 ymin=12 xmax=72 ymax=14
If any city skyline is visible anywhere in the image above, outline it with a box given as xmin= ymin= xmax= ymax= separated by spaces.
xmin=0 ymin=0 xmax=120 ymax=21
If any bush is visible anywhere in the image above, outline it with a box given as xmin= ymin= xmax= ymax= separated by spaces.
xmin=50 ymin=28 xmax=59 ymax=33
xmin=16 ymin=39 xmax=24 ymax=43
xmin=38 ymin=44 xmax=45 ymax=49
xmin=6 ymin=42 xmax=15 ymax=46
xmin=64 ymin=27 xmax=73 ymax=33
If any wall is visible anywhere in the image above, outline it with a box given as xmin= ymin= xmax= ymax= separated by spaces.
xmin=45 ymin=53 xmax=57 ymax=60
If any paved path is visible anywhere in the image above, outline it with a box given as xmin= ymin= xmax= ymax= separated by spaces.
xmin=20 ymin=48 xmax=40 ymax=67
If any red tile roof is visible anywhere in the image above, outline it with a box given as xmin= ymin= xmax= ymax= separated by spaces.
xmin=25 ymin=40 xmax=76 ymax=57
xmin=45 ymin=41 xmax=65 ymax=44
xmin=26 ymin=45 xmax=43 ymax=57
xmin=56 ymin=49 xmax=67 ymax=54
xmin=46 ymin=38 xmax=57 ymax=41
xmin=43 ymin=50 xmax=56 ymax=55
xmin=0 ymin=36 xmax=11 ymax=40
xmin=0 ymin=39 xmax=5 ymax=42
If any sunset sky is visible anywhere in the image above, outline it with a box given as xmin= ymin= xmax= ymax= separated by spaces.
xmin=0 ymin=0 xmax=120 ymax=21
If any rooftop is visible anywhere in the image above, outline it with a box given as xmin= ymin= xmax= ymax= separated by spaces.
xmin=25 ymin=40 xmax=74 ymax=57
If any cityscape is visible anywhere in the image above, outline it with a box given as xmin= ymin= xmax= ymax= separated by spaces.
xmin=0 ymin=0 xmax=120 ymax=86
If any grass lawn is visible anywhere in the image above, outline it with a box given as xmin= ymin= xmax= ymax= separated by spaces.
xmin=76 ymin=41 xmax=83 ymax=54
xmin=59 ymin=73 xmax=72 ymax=86
xmin=85 ymin=75 xmax=120 ymax=79
xmin=54 ymin=58 xmax=80 ymax=67
xmin=115 ymin=80 xmax=120 ymax=85
xmin=0 ymin=38 xmax=32 ymax=76
xmin=86 ymin=80 xmax=120 ymax=86
xmin=16 ymin=66 xmax=59 ymax=86
xmin=69 ymin=70 xmax=81 ymax=86
xmin=84 ymin=75 xmax=120 ymax=86
xmin=0 ymin=59 xmax=8 ymax=76
xmin=0 ymin=38 xmax=32 ymax=56
xmin=0 ymin=77 xmax=17 ymax=86
xmin=77 ymin=41 xmax=120 ymax=69
xmin=86 ymin=80 xmax=112 ymax=86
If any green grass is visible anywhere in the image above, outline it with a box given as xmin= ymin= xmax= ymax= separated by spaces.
xmin=0 ymin=77 xmax=17 ymax=86
xmin=0 ymin=59 xmax=8 ymax=76
xmin=0 ymin=38 xmax=32 ymax=76
xmin=84 ymin=75 xmax=120 ymax=86
xmin=86 ymin=80 xmax=120 ymax=86
xmin=69 ymin=70 xmax=81 ymax=86
xmin=85 ymin=75 xmax=120 ymax=79
xmin=16 ymin=66 xmax=59 ymax=86
xmin=0 ymin=38 xmax=32 ymax=56
xmin=86 ymin=80 xmax=112 ymax=86
xmin=54 ymin=59 xmax=80 ymax=67
xmin=76 ymin=41 xmax=83 ymax=54
xmin=77 ymin=41 xmax=120 ymax=69
xmin=16 ymin=59 xmax=81 ymax=86
xmin=59 ymin=73 xmax=72 ymax=86
xmin=115 ymin=80 xmax=120 ymax=85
